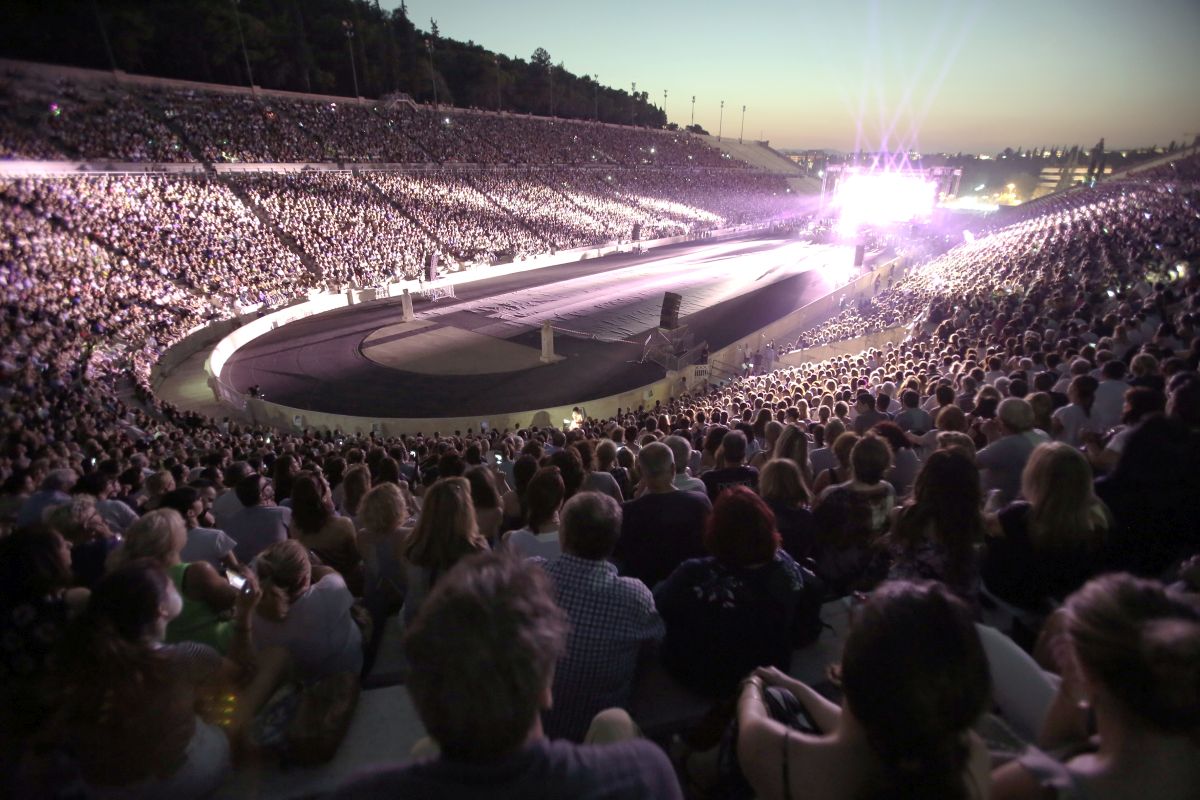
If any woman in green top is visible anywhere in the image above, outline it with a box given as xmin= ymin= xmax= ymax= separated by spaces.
xmin=108 ymin=509 xmax=242 ymax=652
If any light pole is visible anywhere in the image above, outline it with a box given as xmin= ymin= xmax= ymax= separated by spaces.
xmin=631 ymin=81 xmax=636 ymax=126
xmin=739 ymin=105 xmax=746 ymax=143
xmin=494 ymin=56 xmax=501 ymax=111
xmin=718 ymin=100 xmax=724 ymax=141
xmin=691 ymin=95 xmax=696 ymax=128
xmin=663 ymin=89 xmax=668 ymax=124
xmin=231 ymin=0 xmax=255 ymax=89
xmin=425 ymin=39 xmax=438 ymax=107
xmin=342 ymin=20 xmax=359 ymax=98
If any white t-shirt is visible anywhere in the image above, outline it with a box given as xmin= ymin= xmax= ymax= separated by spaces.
xmin=252 ymin=573 xmax=363 ymax=681
xmin=180 ymin=526 xmax=237 ymax=569
xmin=503 ymin=528 xmax=561 ymax=560
xmin=1051 ymin=404 xmax=1092 ymax=448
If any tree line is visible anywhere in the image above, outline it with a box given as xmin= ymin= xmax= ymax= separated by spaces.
xmin=1 ymin=0 xmax=667 ymax=127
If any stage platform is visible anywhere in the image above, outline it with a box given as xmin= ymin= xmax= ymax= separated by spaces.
xmin=223 ymin=235 xmax=848 ymax=419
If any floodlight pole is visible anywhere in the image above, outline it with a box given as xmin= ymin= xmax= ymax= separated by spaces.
xmin=739 ymin=105 xmax=746 ymax=143
xmin=342 ymin=21 xmax=359 ymax=98
xmin=425 ymin=39 xmax=438 ymax=107
xmin=631 ymin=82 xmax=636 ymax=126
xmin=231 ymin=0 xmax=254 ymax=89
xmin=691 ymin=95 xmax=695 ymax=128
xmin=718 ymin=100 xmax=724 ymax=141
xmin=494 ymin=56 xmax=501 ymax=111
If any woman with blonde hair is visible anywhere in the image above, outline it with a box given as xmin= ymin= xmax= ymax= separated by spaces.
xmin=982 ymin=442 xmax=1113 ymax=613
xmin=253 ymin=540 xmax=362 ymax=681
xmin=770 ymin=423 xmax=814 ymax=486
xmin=140 ymin=469 xmax=176 ymax=512
xmin=749 ymin=421 xmax=785 ymax=469
xmin=399 ymin=477 xmax=488 ymax=624
xmin=991 ymin=573 xmax=1200 ymax=800
xmin=109 ymin=508 xmax=243 ymax=653
xmin=357 ymin=482 xmax=409 ymax=618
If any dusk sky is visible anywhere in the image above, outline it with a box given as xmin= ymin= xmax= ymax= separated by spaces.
xmin=391 ymin=0 xmax=1200 ymax=153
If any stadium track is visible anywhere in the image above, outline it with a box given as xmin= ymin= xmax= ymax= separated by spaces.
xmin=224 ymin=234 xmax=839 ymax=419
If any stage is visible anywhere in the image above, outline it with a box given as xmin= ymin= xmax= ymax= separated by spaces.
xmin=222 ymin=234 xmax=851 ymax=419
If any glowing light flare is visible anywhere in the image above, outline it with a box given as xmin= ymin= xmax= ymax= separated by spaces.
xmin=834 ymin=172 xmax=937 ymax=234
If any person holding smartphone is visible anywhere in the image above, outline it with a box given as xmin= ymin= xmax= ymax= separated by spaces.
xmin=108 ymin=509 xmax=247 ymax=654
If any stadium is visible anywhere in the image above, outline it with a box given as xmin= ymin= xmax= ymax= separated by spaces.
xmin=1 ymin=2 xmax=1199 ymax=798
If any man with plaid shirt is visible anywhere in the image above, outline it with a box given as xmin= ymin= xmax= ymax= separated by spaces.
xmin=535 ymin=491 xmax=665 ymax=741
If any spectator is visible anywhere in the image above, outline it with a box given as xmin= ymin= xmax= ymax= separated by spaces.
xmin=289 ymin=473 xmax=363 ymax=596
xmin=223 ymin=473 xmax=291 ymax=565
xmin=700 ymin=430 xmax=759 ymax=501
xmin=655 ymin=487 xmax=819 ymax=699
xmin=503 ymin=467 xmax=566 ymax=559
xmin=161 ymin=486 xmax=239 ymax=572
xmin=537 ymin=492 xmax=664 ymax=742
xmin=976 ymin=398 xmax=1050 ymax=506
xmin=758 ymin=458 xmax=818 ymax=563
xmin=51 ymin=560 xmax=286 ymax=798
xmin=399 ymin=477 xmax=488 ymax=624
xmin=737 ymin=581 xmax=991 ymax=800
xmin=335 ymin=553 xmax=683 ymax=799
xmin=614 ymin=442 xmax=711 ymax=589
xmin=885 ymin=449 xmax=984 ymax=606
xmin=982 ymin=443 xmax=1113 ymax=613
xmin=252 ymin=540 xmax=363 ymax=681
xmin=109 ymin=508 xmax=242 ymax=653
xmin=990 ymin=573 xmax=1200 ymax=800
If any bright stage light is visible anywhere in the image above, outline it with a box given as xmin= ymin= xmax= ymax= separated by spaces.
xmin=834 ymin=171 xmax=936 ymax=233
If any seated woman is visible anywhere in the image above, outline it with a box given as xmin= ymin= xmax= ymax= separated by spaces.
xmin=737 ymin=581 xmax=992 ymax=800
xmin=289 ymin=473 xmax=364 ymax=596
xmin=336 ymin=464 xmax=372 ymax=526
xmin=982 ymin=442 xmax=1113 ymax=613
xmin=871 ymin=421 xmax=920 ymax=500
xmin=812 ymin=434 xmax=896 ymax=597
xmin=655 ymin=487 xmax=820 ymax=700
xmin=109 ymin=509 xmax=245 ymax=653
xmin=885 ymin=449 xmax=985 ymax=608
xmin=499 ymin=454 xmax=539 ymax=533
xmin=464 ymin=465 xmax=503 ymax=545
xmin=52 ymin=559 xmax=286 ymax=799
xmin=758 ymin=458 xmax=817 ymax=562
xmin=399 ymin=477 xmax=488 ymax=625
xmin=357 ymin=482 xmax=409 ymax=620
xmin=990 ymin=573 xmax=1200 ymax=800
xmin=501 ymin=466 xmax=566 ymax=559
xmin=253 ymin=540 xmax=363 ymax=682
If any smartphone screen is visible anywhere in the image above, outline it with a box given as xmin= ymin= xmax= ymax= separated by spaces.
xmin=227 ymin=571 xmax=247 ymax=591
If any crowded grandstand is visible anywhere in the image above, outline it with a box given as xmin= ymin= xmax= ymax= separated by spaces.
xmin=1 ymin=29 xmax=1199 ymax=800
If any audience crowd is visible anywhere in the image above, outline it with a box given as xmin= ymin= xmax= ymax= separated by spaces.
xmin=2 ymin=69 xmax=1199 ymax=799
